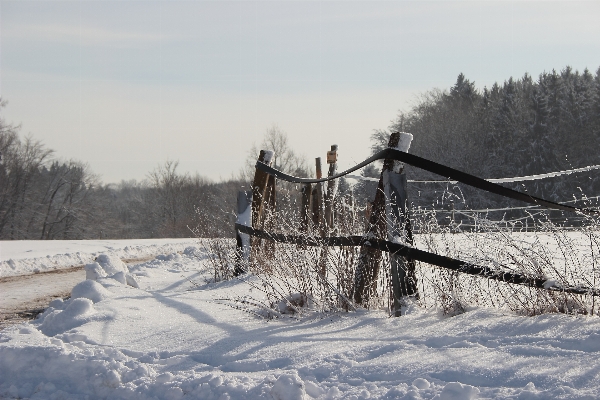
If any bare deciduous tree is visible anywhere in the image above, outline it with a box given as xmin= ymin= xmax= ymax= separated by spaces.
xmin=241 ymin=125 xmax=310 ymax=183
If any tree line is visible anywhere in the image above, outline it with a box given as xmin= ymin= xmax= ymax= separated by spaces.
xmin=0 ymin=104 xmax=240 ymax=240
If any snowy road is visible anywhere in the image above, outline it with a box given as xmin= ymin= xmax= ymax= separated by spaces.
xmin=0 ymin=267 xmax=85 ymax=329
xmin=0 ymin=257 xmax=157 ymax=330
xmin=0 ymin=238 xmax=199 ymax=331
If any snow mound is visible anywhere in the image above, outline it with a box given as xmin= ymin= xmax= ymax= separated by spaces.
xmin=434 ymin=382 xmax=480 ymax=400
xmin=71 ymin=280 xmax=112 ymax=303
xmin=0 ymin=330 xmax=155 ymax=399
xmin=109 ymin=271 xmax=127 ymax=284
xmin=271 ymin=373 xmax=306 ymax=400
xmin=413 ymin=377 xmax=431 ymax=389
xmin=95 ymin=254 xmax=127 ymax=275
xmin=85 ymin=262 xmax=107 ymax=280
xmin=126 ymin=273 xmax=140 ymax=288
xmin=86 ymin=257 xmax=140 ymax=288
xmin=38 ymin=298 xmax=95 ymax=336
xmin=102 ymin=271 xmax=140 ymax=288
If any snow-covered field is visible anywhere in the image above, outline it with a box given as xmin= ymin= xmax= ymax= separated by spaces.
xmin=3 ymin=238 xmax=600 ymax=399
xmin=0 ymin=239 xmax=198 ymax=277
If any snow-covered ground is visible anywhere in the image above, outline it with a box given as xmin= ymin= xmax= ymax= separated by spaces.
xmin=0 ymin=239 xmax=198 ymax=277
xmin=2 ymin=238 xmax=600 ymax=399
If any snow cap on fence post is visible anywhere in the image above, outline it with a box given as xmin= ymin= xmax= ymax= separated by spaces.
xmin=262 ymin=150 xmax=274 ymax=165
xmin=393 ymin=132 xmax=413 ymax=172
xmin=396 ymin=132 xmax=413 ymax=153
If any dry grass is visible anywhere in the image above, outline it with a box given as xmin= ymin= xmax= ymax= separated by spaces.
xmin=414 ymin=209 xmax=600 ymax=316
xmin=196 ymin=190 xmax=600 ymax=318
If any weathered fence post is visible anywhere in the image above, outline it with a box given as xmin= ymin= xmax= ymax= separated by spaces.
xmin=324 ymin=145 xmax=338 ymax=232
xmin=353 ymin=132 xmax=401 ymax=306
xmin=251 ymin=150 xmax=273 ymax=228
xmin=312 ymin=157 xmax=325 ymax=230
xmin=251 ymin=150 xmax=275 ymax=261
xmin=383 ymin=132 xmax=418 ymax=316
xmin=263 ymin=173 xmax=277 ymax=257
xmin=318 ymin=145 xmax=339 ymax=279
xmin=300 ymin=183 xmax=312 ymax=236
xmin=234 ymin=190 xmax=252 ymax=276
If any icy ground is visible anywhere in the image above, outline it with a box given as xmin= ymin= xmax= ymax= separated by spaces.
xmin=2 ymin=241 xmax=600 ymax=399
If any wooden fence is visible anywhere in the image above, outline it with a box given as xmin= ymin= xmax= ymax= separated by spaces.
xmin=234 ymin=132 xmax=599 ymax=316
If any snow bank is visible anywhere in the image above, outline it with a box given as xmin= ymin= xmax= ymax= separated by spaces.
xmin=0 ymin=238 xmax=199 ymax=277
xmin=0 ymin=328 xmax=156 ymax=399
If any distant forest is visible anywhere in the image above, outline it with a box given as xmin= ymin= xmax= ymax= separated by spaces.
xmin=370 ymin=66 xmax=600 ymax=217
xmin=1 ymin=66 xmax=599 ymax=240
xmin=0 ymin=119 xmax=240 ymax=239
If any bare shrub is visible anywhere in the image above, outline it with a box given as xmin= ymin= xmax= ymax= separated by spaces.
xmin=198 ymin=239 xmax=236 ymax=283
xmin=195 ymin=175 xmax=600 ymax=318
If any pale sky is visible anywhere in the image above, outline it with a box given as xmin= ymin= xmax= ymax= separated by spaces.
xmin=1 ymin=1 xmax=599 ymax=184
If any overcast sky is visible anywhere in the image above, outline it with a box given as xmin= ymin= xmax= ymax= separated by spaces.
xmin=1 ymin=1 xmax=599 ymax=184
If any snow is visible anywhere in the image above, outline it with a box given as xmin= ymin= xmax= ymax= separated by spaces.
xmin=3 ymin=238 xmax=600 ymax=398
xmin=0 ymin=238 xmax=198 ymax=277
xmin=263 ymin=150 xmax=275 ymax=165
xmin=70 ymin=280 xmax=113 ymax=303
xmin=393 ymin=132 xmax=413 ymax=172
xmin=395 ymin=132 xmax=413 ymax=154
